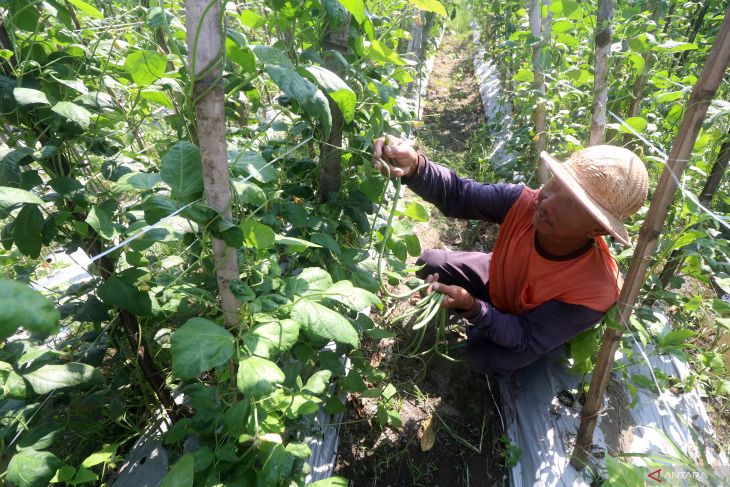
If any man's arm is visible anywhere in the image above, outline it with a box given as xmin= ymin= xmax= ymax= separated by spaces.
xmin=402 ymin=155 xmax=523 ymax=224
xmin=461 ymin=298 xmax=604 ymax=356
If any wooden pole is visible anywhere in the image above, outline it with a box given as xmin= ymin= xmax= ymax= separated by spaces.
xmin=571 ymin=5 xmax=730 ymax=469
xmin=588 ymin=0 xmax=614 ymax=146
xmin=186 ymin=0 xmax=240 ymax=328
xmin=531 ymin=0 xmax=551 ymax=183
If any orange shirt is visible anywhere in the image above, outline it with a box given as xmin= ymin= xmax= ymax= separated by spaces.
xmin=489 ymin=187 xmax=620 ymax=314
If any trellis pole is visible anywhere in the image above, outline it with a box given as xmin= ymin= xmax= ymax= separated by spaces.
xmin=571 ymin=5 xmax=730 ymax=468
xmin=186 ymin=0 xmax=241 ymax=328
xmin=588 ymin=0 xmax=613 ymax=146
xmin=530 ymin=0 xmax=551 ymax=183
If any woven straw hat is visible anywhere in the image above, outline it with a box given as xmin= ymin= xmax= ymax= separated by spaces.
xmin=540 ymin=145 xmax=648 ymax=246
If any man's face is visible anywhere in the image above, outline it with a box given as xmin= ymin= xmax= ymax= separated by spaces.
xmin=533 ymin=178 xmax=606 ymax=242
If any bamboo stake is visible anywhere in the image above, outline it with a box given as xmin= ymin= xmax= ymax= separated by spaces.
xmin=588 ymin=0 xmax=614 ymax=146
xmin=531 ymin=0 xmax=551 ymax=183
xmin=186 ymin=0 xmax=240 ymax=328
xmin=571 ymin=5 xmax=730 ymax=469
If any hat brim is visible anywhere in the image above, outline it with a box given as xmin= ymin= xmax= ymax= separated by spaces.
xmin=540 ymin=151 xmax=631 ymax=246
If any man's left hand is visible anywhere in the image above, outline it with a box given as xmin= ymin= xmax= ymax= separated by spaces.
xmin=425 ymin=273 xmax=476 ymax=311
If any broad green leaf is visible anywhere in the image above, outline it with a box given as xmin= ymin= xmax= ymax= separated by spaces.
xmin=51 ymin=102 xmax=91 ymax=129
xmin=0 ymin=148 xmax=31 ymax=186
xmin=13 ymin=204 xmax=43 ymax=258
xmin=654 ymin=40 xmax=698 ymax=52
xmin=304 ymin=66 xmax=356 ymax=123
xmin=237 ymin=356 xmax=285 ymax=396
xmin=265 ymin=66 xmax=332 ymax=136
xmin=85 ymin=206 xmax=116 ymax=240
xmin=274 ymin=234 xmax=322 ymax=250
xmin=555 ymin=33 xmax=580 ymax=48
xmin=16 ymin=422 xmax=63 ymax=451
xmin=9 ymin=0 xmax=41 ymax=32
xmin=14 ymin=87 xmax=49 ymax=105
xmin=244 ymin=319 xmax=300 ymax=357
xmin=321 ymin=280 xmax=381 ymax=311
xmin=408 ymin=0 xmax=446 ymax=16
xmin=513 ymin=69 xmax=533 ymax=83
xmin=117 ymin=172 xmax=163 ymax=190
xmin=6 ymin=450 xmax=62 ymax=487
xmin=303 ymin=370 xmax=332 ymax=395
xmin=549 ymin=0 xmax=582 ymax=19
xmin=97 ymin=275 xmax=153 ymax=316
xmin=143 ymin=194 xmax=178 ymax=224
xmin=660 ymin=329 xmax=696 ymax=347
xmin=655 ymin=90 xmax=685 ymax=103
xmin=618 ymin=116 xmax=648 ymax=134
xmin=251 ymin=45 xmax=296 ymax=70
xmin=285 ymin=267 xmax=333 ymax=297
xmin=0 ymin=361 xmax=27 ymax=398
xmin=403 ymin=234 xmax=421 ymax=257
xmin=604 ymin=456 xmax=646 ymax=486
xmin=404 ymin=201 xmax=429 ymax=221
xmin=228 ymin=43 xmax=256 ymax=73
xmin=81 ymin=444 xmax=118 ymax=468
xmin=232 ymin=179 xmax=267 ymax=206
xmin=49 ymin=176 xmax=82 ymax=195
xmin=552 ymin=19 xmax=574 ymax=34
xmin=337 ymin=0 xmax=365 ymax=23
xmin=367 ymin=39 xmax=406 ymax=66
xmin=66 ymin=0 xmax=103 ymax=19
xmin=23 ymin=363 xmax=102 ymax=394
xmin=259 ymin=443 xmax=294 ymax=485
xmin=71 ymin=468 xmax=98 ymax=484
xmin=161 ymin=141 xmax=204 ymax=203
xmin=170 ymin=318 xmax=235 ymax=380
xmin=564 ymin=68 xmax=592 ymax=85
xmin=309 ymin=477 xmax=349 ymax=487
xmin=0 ymin=186 xmax=43 ymax=210
xmin=240 ymin=9 xmax=266 ymax=28
xmin=229 ymin=150 xmax=276 ymax=183
xmin=323 ymin=0 xmax=348 ymax=28
xmin=241 ymin=220 xmax=275 ymax=249
xmin=0 ymin=279 xmax=59 ymax=339
xmin=124 ymin=50 xmax=168 ymax=87
xmin=291 ymin=299 xmax=359 ymax=348
xmin=160 ymin=453 xmax=194 ymax=487
xmin=311 ymin=232 xmax=341 ymax=254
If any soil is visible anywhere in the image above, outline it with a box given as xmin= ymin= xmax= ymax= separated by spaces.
xmin=334 ymin=33 xmax=508 ymax=486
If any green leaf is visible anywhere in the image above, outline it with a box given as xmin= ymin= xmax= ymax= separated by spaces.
xmin=240 ymin=9 xmax=266 ymax=28
xmin=244 ymin=319 xmax=300 ymax=357
xmin=71 ymin=467 xmax=97 ymax=484
xmin=251 ymin=45 xmax=296 ymax=70
xmin=170 ymin=318 xmax=235 ymax=380
xmin=265 ymin=65 xmax=332 ymax=136
xmin=618 ymin=116 xmax=648 ymax=134
xmin=51 ymin=102 xmax=91 ymax=129
xmin=311 ymin=232 xmax=341 ymax=254
xmin=66 ymin=0 xmax=103 ymax=19
xmin=125 ymin=50 xmax=168 ymax=87
xmin=291 ymin=299 xmax=359 ymax=348
xmin=303 ymin=370 xmax=332 ymax=395
xmin=237 ymin=356 xmax=285 ymax=396
xmin=160 ymin=453 xmax=194 ymax=487
xmin=549 ymin=0 xmax=582 ymax=19
xmin=241 ymin=220 xmax=275 ymax=250
xmin=403 ymin=234 xmax=421 ymax=256
xmin=0 ymin=186 xmax=43 ymax=210
xmin=404 ymin=201 xmax=429 ymax=221
xmin=309 ymin=477 xmax=349 ymax=487
xmin=14 ymin=87 xmax=49 ymax=106
xmin=229 ymin=150 xmax=276 ymax=183
xmin=228 ymin=43 xmax=256 ymax=73
xmin=81 ymin=443 xmax=117 ymax=468
xmin=513 ymin=69 xmax=534 ymax=83
xmin=285 ymin=267 xmax=333 ymax=297
xmin=85 ymin=206 xmax=116 ymax=240
xmin=232 ymin=179 xmax=267 ymax=206
xmin=0 ymin=361 xmax=27 ymax=398
xmin=16 ymin=422 xmax=64 ymax=451
xmin=0 ymin=279 xmax=59 ymax=339
xmin=23 ymin=363 xmax=102 ymax=394
xmin=143 ymin=194 xmax=178 ymax=224
xmin=304 ymin=66 xmax=356 ymax=123
xmin=161 ymin=141 xmax=204 ymax=203
xmin=604 ymin=456 xmax=646 ymax=486
xmin=654 ymin=40 xmax=698 ymax=52
xmin=97 ymin=275 xmax=153 ymax=316
xmin=407 ymin=0 xmax=447 ymax=16
xmin=367 ymin=39 xmax=406 ymax=66
xmin=321 ymin=280 xmax=381 ymax=310
xmin=117 ymin=172 xmax=163 ymax=190
xmin=6 ymin=450 xmax=62 ymax=487
xmin=655 ymin=90 xmax=685 ymax=103
xmin=259 ymin=443 xmax=294 ymax=484
xmin=13 ymin=204 xmax=43 ymax=258
xmin=337 ymin=0 xmax=365 ymax=24
xmin=274 ymin=235 xmax=322 ymax=250
xmin=564 ymin=68 xmax=592 ymax=85
xmin=659 ymin=329 xmax=696 ymax=347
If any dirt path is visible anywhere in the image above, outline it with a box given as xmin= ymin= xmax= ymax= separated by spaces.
xmin=335 ymin=33 xmax=507 ymax=487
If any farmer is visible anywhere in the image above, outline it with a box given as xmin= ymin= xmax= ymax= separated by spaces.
xmin=371 ymin=137 xmax=648 ymax=376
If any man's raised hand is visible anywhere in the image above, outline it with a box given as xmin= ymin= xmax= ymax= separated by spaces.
xmin=426 ymin=273 xmax=476 ymax=311
xmin=372 ymin=136 xmax=419 ymax=178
